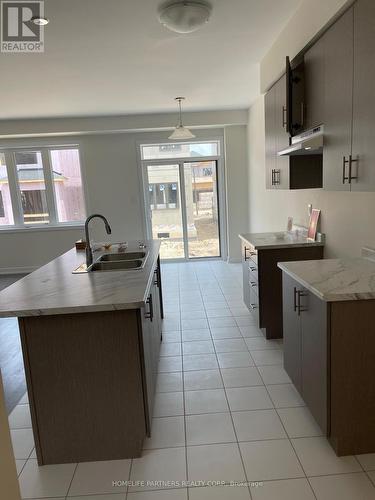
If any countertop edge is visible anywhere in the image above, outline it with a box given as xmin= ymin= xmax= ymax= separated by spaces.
xmin=239 ymin=233 xmax=325 ymax=250
xmin=278 ymin=262 xmax=327 ymax=301
xmin=278 ymin=262 xmax=375 ymax=302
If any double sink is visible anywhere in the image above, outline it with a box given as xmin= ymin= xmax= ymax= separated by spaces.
xmin=73 ymin=251 xmax=148 ymax=274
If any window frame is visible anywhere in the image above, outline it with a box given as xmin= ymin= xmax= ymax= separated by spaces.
xmin=0 ymin=145 xmax=87 ymax=231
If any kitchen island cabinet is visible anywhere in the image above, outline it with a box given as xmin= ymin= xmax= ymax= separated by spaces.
xmin=279 ymin=257 xmax=375 ymax=456
xmin=0 ymin=241 xmax=163 ymax=465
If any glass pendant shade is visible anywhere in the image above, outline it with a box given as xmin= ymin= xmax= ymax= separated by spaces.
xmin=169 ymin=97 xmax=195 ymax=140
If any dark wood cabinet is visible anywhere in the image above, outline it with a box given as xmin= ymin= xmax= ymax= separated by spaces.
xmin=282 ymin=270 xmax=375 ymax=456
xmin=20 ymin=258 xmax=163 ymax=464
xmin=323 ymin=7 xmax=354 ymax=191
xmin=351 ymin=0 xmax=375 ymax=191
xmin=240 ymin=236 xmax=324 ymax=339
xmin=265 ymin=82 xmax=277 ymax=190
xmin=282 ymin=274 xmax=302 ymax=392
xmin=283 ymin=274 xmax=327 ymax=433
xmin=265 ymin=74 xmax=322 ymax=190
xmin=140 ymin=266 xmax=162 ymax=434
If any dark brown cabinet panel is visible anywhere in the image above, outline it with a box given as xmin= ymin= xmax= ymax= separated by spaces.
xmin=282 ymin=274 xmax=302 ymax=392
xmin=282 ymin=274 xmax=328 ymax=434
xmin=300 ymin=289 xmax=328 ymax=434
xmin=241 ymin=238 xmax=324 ymax=339
xmin=265 ymin=83 xmax=277 ymax=190
xmin=323 ymin=7 xmax=353 ymax=191
xmin=282 ymin=272 xmax=375 ymax=456
xmin=351 ymin=0 xmax=375 ymax=191
xmin=275 ymin=74 xmax=290 ymax=189
xmin=304 ymin=35 xmax=325 ymax=130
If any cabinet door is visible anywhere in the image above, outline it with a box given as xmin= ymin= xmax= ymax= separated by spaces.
xmin=304 ymin=36 xmax=325 ymax=130
xmin=151 ymin=280 xmax=162 ymax=373
xmin=275 ymin=74 xmax=290 ymax=190
xmin=351 ymin=0 xmax=375 ymax=191
xmin=265 ymin=85 xmax=277 ymax=189
xmin=323 ymin=7 xmax=353 ymax=191
xmin=300 ymin=290 xmax=328 ymax=434
xmin=140 ymin=300 xmax=154 ymax=434
xmin=242 ymin=243 xmax=251 ymax=309
xmin=282 ymin=274 xmax=302 ymax=393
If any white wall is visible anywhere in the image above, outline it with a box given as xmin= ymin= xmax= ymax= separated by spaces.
xmin=0 ymin=118 xmax=248 ymax=271
xmin=260 ymin=0 xmax=353 ymax=91
xmin=225 ymin=126 xmax=249 ymax=261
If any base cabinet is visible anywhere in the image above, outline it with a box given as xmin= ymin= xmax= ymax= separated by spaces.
xmin=282 ymin=271 xmax=375 ymax=456
xmin=282 ymin=274 xmax=327 ymax=433
xmin=241 ymin=238 xmax=324 ymax=339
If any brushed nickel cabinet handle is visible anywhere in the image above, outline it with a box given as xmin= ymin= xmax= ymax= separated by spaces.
xmin=297 ymin=290 xmax=308 ymax=316
xmin=342 ymin=156 xmax=349 ymax=184
xmin=282 ymin=106 xmax=287 ymax=128
xmin=348 ymin=155 xmax=358 ymax=183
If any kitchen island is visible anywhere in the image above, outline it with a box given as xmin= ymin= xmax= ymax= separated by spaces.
xmin=279 ymin=251 xmax=375 ymax=456
xmin=0 ymin=240 xmax=163 ymax=465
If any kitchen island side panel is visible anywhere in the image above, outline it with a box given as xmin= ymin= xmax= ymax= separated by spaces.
xmin=19 ymin=309 xmax=146 ymax=465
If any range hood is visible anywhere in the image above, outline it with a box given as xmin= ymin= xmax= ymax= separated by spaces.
xmin=278 ymin=124 xmax=324 ymax=156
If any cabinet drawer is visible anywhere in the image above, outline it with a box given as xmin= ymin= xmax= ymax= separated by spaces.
xmin=248 ymin=262 xmax=258 ymax=282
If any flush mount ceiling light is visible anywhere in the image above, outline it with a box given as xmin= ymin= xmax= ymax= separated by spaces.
xmin=158 ymin=0 xmax=212 ymax=34
xmin=169 ymin=97 xmax=196 ymax=140
xmin=31 ymin=16 xmax=49 ymax=25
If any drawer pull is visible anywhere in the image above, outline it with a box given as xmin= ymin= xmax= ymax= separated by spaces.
xmin=250 ymin=303 xmax=258 ymax=310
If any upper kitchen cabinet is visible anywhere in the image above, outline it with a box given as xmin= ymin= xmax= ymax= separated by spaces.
xmin=304 ymin=35 xmax=325 ymax=130
xmin=323 ymin=7 xmax=354 ymax=192
xmin=265 ymin=75 xmax=290 ymax=190
xmin=265 ymin=72 xmax=322 ymax=191
xmin=351 ymin=0 xmax=375 ymax=191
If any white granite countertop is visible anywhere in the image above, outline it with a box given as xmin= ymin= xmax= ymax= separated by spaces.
xmin=0 ymin=240 xmax=161 ymax=317
xmin=278 ymin=257 xmax=375 ymax=302
xmin=239 ymin=232 xmax=325 ymax=250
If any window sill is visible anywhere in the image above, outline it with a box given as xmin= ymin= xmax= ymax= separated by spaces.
xmin=0 ymin=224 xmax=84 ymax=234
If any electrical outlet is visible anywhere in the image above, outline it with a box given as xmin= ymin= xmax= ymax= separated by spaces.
xmin=308 ymin=204 xmax=313 ymax=217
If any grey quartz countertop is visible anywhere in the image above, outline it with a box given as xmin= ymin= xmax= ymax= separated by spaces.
xmin=0 ymin=240 xmax=161 ymax=318
xmin=278 ymin=257 xmax=375 ymax=302
xmin=239 ymin=232 xmax=325 ymax=250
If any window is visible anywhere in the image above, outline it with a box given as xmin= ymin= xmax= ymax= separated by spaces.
xmin=50 ymin=149 xmax=86 ymax=223
xmin=15 ymin=151 xmax=49 ymax=224
xmin=149 ymin=182 xmax=179 ymax=210
xmin=0 ymin=152 xmax=14 ymax=226
xmin=0 ymin=147 xmax=86 ymax=228
xmin=141 ymin=141 xmax=219 ymax=160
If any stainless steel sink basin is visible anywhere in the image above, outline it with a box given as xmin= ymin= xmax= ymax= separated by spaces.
xmin=90 ymin=259 xmax=143 ymax=272
xmin=99 ymin=252 xmax=146 ymax=262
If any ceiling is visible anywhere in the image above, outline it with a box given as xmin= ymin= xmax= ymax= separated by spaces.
xmin=0 ymin=0 xmax=301 ymax=120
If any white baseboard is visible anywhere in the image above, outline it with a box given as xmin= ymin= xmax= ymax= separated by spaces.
xmin=0 ymin=266 xmax=37 ymax=275
xmin=227 ymin=257 xmax=241 ymax=263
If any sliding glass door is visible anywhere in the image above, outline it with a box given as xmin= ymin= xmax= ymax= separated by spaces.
xmin=144 ymin=160 xmax=221 ymax=260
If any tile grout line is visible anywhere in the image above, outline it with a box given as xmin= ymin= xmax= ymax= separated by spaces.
xmin=179 ymin=269 xmax=190 ymax=500
xmin=259 ymin=367 xmax=318 ymax=500
xmin=208 ymin=292 xmax=254 ymax=500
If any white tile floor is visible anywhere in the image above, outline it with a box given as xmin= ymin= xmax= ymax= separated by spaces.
xmin=9 ymin=260 xmax=375 ymax=499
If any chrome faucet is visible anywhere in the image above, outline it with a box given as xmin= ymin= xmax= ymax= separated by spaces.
xmin=84 ymin=214 xmax=112 ymax=267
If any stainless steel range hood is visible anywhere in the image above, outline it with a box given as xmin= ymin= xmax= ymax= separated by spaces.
xmin=278 ymin=124 xmax=324 ymax=156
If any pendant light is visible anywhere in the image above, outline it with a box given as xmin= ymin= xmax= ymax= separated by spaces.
xmin=169 ymin=97 xmax=196 ymax=140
